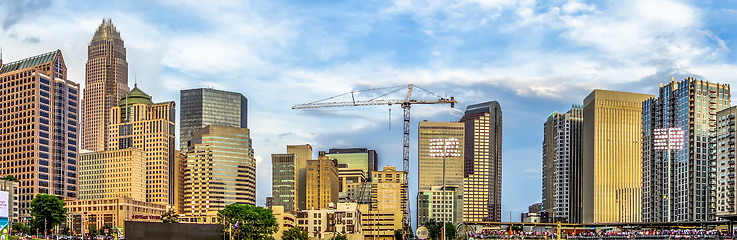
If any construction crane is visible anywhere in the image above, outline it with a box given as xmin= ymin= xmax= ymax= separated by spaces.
xmin=292 ymin=84 xmax=456 ymax=238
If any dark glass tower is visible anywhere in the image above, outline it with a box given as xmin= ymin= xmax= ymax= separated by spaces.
xmin=179 ymin=88 xmax=248 ymax=148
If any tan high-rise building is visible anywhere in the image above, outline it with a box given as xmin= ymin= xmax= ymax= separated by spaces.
xmin=418 ymin=121 xmax=464 ymax=225
xmin=272 ymin=144 xmax=313 ymax=212
xmin=582 ymin=89 xmax=653 ymax=223
xmin=460 ymin=101 xmax=503 ymax=223
xmin=362 ymin=166 xmax=407 ymax=239
xmin=338 ymin=167 xmax=366 ymax=202
xmin=289 ymin=144 xmax=312 ymax=210
xmin=108 ymin=86 xmax=175 ymax=205
xmin=174 ymin=150 xmax=186 ymax=213
xmin=79 ymin=149 xmax=146 ymax=201
xmin=183 ymin=125 xmax=256 ymax=223
xmin=306 ymin=154 xmax=339 ymax=210
xmin=82 ymin=18 xmax=129 ymax=152
xmin=0 ymin=50 xmax=80 ymax=218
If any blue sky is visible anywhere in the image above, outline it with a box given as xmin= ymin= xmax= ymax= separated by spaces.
xmin=3 ymin=0 xmax=737 ymax=224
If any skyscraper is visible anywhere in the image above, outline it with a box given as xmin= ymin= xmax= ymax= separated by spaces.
xmin=272 ymin=144 xmax=313 ymax=212
xmin=82 ymin=18 xmax=129 ymax=152
xmin=0 ymin=50 xmax=79 ymax=217
xmin=716 ymin=106 xmax=737 ymax=217
xmin=582 ymin=89 xmax=652 ymax=223
xmin=184 ymin=125 xmax=256 ymax=223
xmin=325 ymin=148 xmax=378 ymax=180
xmin=306 ymin=153 xmax=339 ymax=210
xmin=179 ymin=88 xmax=248 ymax=149
xmin=418 ymin=121 xmax=465 ymax=225
xmin=642 ymin=78 xmax=730 ymax=222
xmin=542 ymin=105 xmax=583 ymax=223
xmin=460 ymin=101 xmax=503 ymax=223
xmin=108 ymin=86 xmax=175 ymax=205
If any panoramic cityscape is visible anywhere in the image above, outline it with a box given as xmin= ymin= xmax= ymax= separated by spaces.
xmin=3 ymin=0 xmax=737 ymax=240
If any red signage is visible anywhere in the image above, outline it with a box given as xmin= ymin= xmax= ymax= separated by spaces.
xmin=131 ymin=215 xmax=161 ymax=220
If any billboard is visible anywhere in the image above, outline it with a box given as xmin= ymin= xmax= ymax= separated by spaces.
xmin=653 ymin=128 xmax=685 ymax=150
xmin=0 ymin=191 xmax=7 ymax=234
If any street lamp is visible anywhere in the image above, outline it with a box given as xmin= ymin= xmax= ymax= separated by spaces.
xmin=429 ymin=138 xmax=460 ymax=240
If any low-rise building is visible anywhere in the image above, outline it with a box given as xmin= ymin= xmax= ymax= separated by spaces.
xmin=0 ymin=179 xmax=19 ymax=223
xmin=272 ymin=205 xmax=296 ymax=240
xmin=65 ymin=197 xmax=167 ymax=235
xmin=417 ymin=185 xmax=460 ymax=226
xmin=296 ymin=202 xmax=362 ymax=240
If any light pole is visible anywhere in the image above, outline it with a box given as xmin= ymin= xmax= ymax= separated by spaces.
xmin=429 ymin=138 xmax=460 ymax=240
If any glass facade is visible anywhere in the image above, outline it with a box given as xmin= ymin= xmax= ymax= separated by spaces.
xmin=642 ymin=78 xmax=730 ymax=222
xmin=185 ymin=125 xmax=256 ymax=221
xmin=179 ymin=88 xmax=248 ymax=149
xmin=417 ymin=121 xmax=465 ymax=225
xmin=542 ymin=105 xmax=582 ymax=223
xmin=325 ymin=148 xmax=378 ymax=180
xmin=461 ymin=101 xmax=503 ymax=223
xmin=582 ymin=89 xmax=653 ymax=223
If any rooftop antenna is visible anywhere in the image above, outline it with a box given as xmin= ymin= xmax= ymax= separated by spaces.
xmin=1 ymin=46 xmax=3 ymax=66
xmin=134 ymin=73 xmax=137 ymax=88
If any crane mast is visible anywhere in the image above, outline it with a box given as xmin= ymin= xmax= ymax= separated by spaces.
xmin=293 ymin=84 xmax=456 ymax=239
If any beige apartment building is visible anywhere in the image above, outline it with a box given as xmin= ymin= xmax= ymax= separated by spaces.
xmin=82 ymin=18 xmax=129 ymax=152
xmin=272 ymin=205 xmax=297 ymax=240
xmin=78 ymin=149 xmax=146 ymax=201
xmin=306 ymin=154 xmax=339 ymax=210
xmin=182 ymin=125 xmax=256 ymax=223
xmin=362 ymin=166 xmax=407 ymax=240
xmin=417 ymin=121 xmax=464 ymax=225
xmin=296 ymin=202 xmax=362 ymax=240
xmin=108 ymin=86 xmax=175 ymax=205
xmin=716 ymin=106 xmax=737 ymax=217
xmin=582 ymin=89 xmax=653 ymax=223
xmin=174 ymin=150 xmax=186 ymax=213
xmin=338 ymin=167 xmax=366 ymax=202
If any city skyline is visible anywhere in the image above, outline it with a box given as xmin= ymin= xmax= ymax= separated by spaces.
xmin=4 ymin=1 xmax=737 ymax=220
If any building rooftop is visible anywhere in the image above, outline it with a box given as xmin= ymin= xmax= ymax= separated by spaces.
xmin=1 ymin=50 xmax=58 ymax=74
xmin=92 ymin=18 xmax=122 ymax=41
xmin=118 ymin=85 xmax=153 ymax=107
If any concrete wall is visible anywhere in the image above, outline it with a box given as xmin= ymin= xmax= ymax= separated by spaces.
xmin=125 ymin=221 xmax=223 ymax=240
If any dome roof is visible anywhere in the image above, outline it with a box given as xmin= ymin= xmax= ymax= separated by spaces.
xmin=118 ymin=85 xmax=153 ymax=107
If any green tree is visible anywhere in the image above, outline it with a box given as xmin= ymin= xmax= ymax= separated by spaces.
xmin=3 ymin=175 xmax=17 ymax=182
xmin=282 ymin=227 xmax=309 ymax=240
xmin=394 ymin=229 xmax=403 ymax=240
xmin=444 ymin=222 xmax=456 ymax=240
xmin=217 ymin=204 xmax=277 ymax=240
xmin=30 ymin=194 xmax=67 ymax=234
xmin=161 ymin=210 xmax=179 ymax=223
xmin=88 ymin=224 xmax=98 ymax=236
xmin=332 ymin=234 xmax=347 ymax=240
xmin=12 ymin=222 xmax=29 ymax=233
xmin=423 ymin=219 xmax=441 ymax=240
